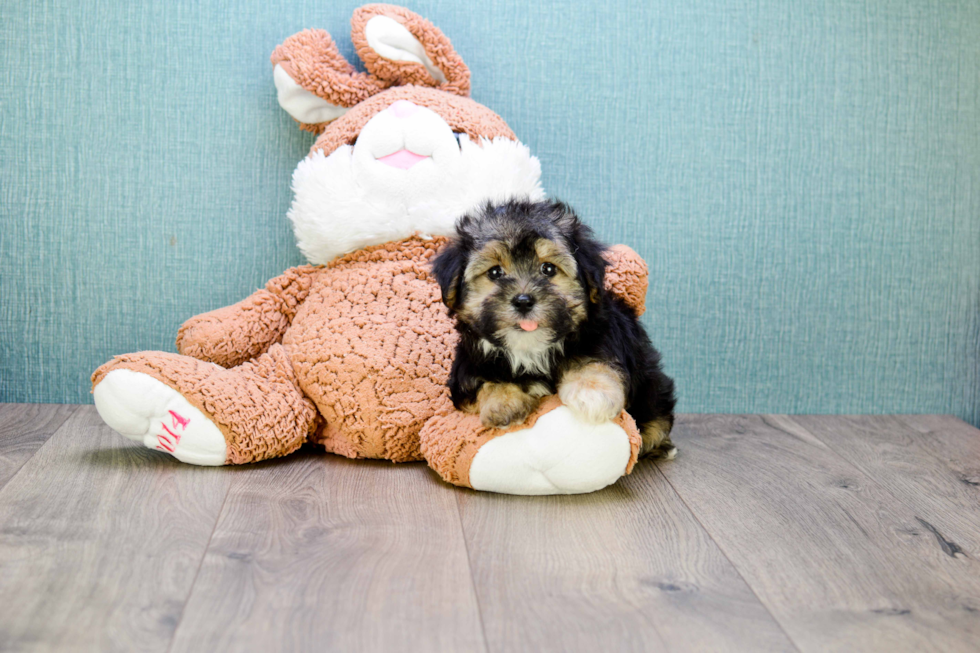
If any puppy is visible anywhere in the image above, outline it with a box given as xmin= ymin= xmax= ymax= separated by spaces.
xmin=433 ymin=199 xmax=677 ymax=457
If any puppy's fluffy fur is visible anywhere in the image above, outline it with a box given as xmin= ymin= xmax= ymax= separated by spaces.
xmin=433 ymin=199 xmax=677 ymax=456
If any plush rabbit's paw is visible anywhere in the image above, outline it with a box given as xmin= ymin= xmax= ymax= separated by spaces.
xmin=468 ymin=407 xmax=632 ymax=495
xmin=93 ymin=369 xmax=227 ymax=466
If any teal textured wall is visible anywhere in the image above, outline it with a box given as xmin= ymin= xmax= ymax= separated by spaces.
xmin=2 ymin=0 xmax=978 ymax=424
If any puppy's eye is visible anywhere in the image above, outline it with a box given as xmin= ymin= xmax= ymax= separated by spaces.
xmin=540 ymin=262 xmax=557 ymax=277
xmin=487 ymin=266 xmax=504 ymax=281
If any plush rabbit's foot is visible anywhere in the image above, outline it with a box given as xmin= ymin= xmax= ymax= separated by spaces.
xmin=93 ymin=369 xmax=227 ymax=465
xmin=468 ymin=407 xmax=632 ymax=495
xmin=420 ymin=397 xmax=642 ymax=496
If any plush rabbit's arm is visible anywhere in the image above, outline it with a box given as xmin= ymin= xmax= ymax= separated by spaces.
xmin=176 ymin=266 xmax=320 ymax=368
xmin=604 ymin=245 xmax=649 ymax=316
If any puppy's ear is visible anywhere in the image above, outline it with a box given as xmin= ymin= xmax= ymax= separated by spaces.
xmin=432 ymin=238 xmax=469 ymax=311
xmin=552 ymin=203 xmax=607 ymax=304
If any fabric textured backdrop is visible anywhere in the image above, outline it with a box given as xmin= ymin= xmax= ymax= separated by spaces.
xmin=2 ymin=0 xmax=978 ymax=425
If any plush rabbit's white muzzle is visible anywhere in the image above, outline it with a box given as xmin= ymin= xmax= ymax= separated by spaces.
xmin=375 ymin=101 xmax=429 ymax=168
xmin=354 ymin=100 xmax=460 ymax=174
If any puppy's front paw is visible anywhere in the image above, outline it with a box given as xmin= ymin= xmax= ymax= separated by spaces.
xmin=558 ymin=362 xmax=626 ymax=424
xmin=480 ymin=403 xmax=530 ymax=429
xmin=478 ymin=383 xmax=537 ymax=429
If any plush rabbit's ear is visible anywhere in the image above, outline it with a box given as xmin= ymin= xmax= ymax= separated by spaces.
xmin=271 ymin=28 xmax=391 ymax=133
xmin=351 ymin=4 xmax=470 ymax=97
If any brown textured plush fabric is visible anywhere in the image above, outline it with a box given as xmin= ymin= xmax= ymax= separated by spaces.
xmin=176 ymin=265 xmax=321 ymax=368
xmin=350 ymin=4 xmax=471 ymax=96
xmin=270 ymin=29 xmax=392 ymax=134
xmin=284 ymin=237 xmax=457 ymax=462
xmin=91 ymin=345 xmax=319 ymax=464
xmin=419 ymin=396 xmax=643 ymax=488
xmin=603 ymin=244 xmax=649 ymax=316
xmin=309 ymin=86 xmax=516 ymax=158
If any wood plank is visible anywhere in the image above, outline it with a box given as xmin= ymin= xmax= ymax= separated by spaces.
xmin=660 ymin=414 xmax=980 ymax=653
xmin=788 ymin=415 xmax=980 ymax=559
xmin=0 ymin=406 xmax=232 ymax=652
xmin=169 ymin=454 xmax=487 ymax=653
xmin=0 ymin=403 xmax=76 ymax=489
xmin=457 ymin=459 xmax=797 ymax=653
xmin=899 ymin=415 xmax=980 ymax=497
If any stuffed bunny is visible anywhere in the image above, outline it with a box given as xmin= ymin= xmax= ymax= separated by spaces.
xmin=91 ymin=4 xmax=652 ymax=495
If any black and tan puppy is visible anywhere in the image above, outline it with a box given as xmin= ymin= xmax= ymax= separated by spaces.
xmin=433 ymin=199 xmax=677 ymax=457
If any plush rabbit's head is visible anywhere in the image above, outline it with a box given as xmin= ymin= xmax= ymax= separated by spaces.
xmin=271 ymin=4 xmax=545 ymax=264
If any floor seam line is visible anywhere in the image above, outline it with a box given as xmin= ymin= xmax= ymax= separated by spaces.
xmin=654 ymin=460 xmax=804 ymax=653
xmin=455 ymin=491 xmax=492 ymax=653
xmin=165 ymin=476 xmax=233 ymax=653
xmin=0 ymin=405 xmax=78 ymax=497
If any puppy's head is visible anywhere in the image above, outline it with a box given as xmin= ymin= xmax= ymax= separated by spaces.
xmin=433 ymin=199 xmax=607 ymax=353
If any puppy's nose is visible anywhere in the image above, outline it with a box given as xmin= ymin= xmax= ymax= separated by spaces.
xmin=389 ymin=100 xmax=420 ymax=118
xmin=511 ymin=294 xmax=536 ymax=313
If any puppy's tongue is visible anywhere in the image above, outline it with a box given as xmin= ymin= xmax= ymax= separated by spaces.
xmin=519 ymin=320 xmax=539 ymax=332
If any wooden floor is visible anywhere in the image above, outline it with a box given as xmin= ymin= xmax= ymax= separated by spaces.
xmin=0 ymin=406 xmax=978 ymax=652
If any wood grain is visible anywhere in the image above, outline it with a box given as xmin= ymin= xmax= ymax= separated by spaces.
xmin=788 ymin=415 xmax=980 ymax=559
xmin=168 ymin=453 xmax=487 ymax=653
xmin=0 ymin=403 xmax=76 ymax=489
xmin=0 ymin=406 xmax=232 ymax=652
xmin=457 ymin=460 xmax=796 ymax=653
xmin=900 ymin=415 xmax=980 ymax=498
xmin=661 ymin=414 xmax=980 ymax=652
xmin=5 ymin=407 xmax=980 ymax=652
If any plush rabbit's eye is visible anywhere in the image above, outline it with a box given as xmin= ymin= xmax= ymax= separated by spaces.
xmin=487 ymin=266 xmax=504 ymax=281
xmin=540 ymin=262 xmax=557 ymax=277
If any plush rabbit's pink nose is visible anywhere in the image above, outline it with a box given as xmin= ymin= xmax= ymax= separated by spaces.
xmin=388 ymin=100 xmax=421 ymax=118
